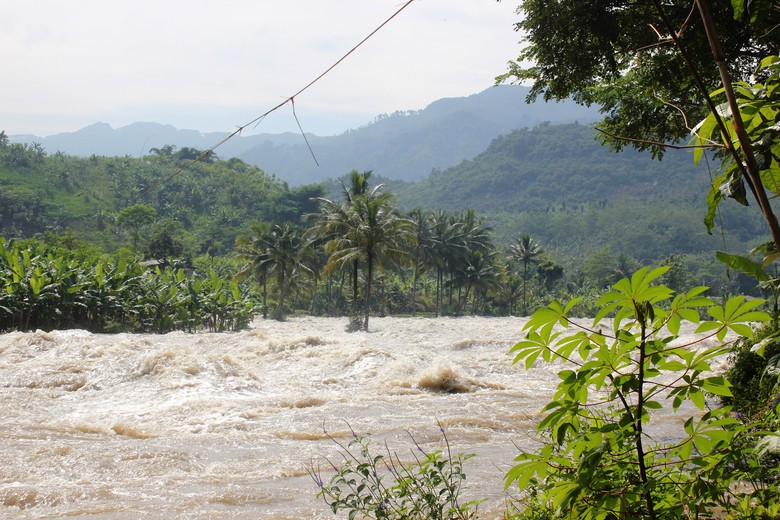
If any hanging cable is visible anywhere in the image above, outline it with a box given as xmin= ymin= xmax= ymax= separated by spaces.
xmin=144 ymin=0 xmax=417 ymax=193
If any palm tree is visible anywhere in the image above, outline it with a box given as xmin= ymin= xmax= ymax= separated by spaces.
xmin=452 ymin=249 xmax=501 ymax=315
xmin=262 ymin=223 xmax=310 ymax=320
xmin=306 ymin=170 xmax=378 ymax=307
xmin=315 ymin=177 xmax=412 ymax=331
xmin=340 ymin=169 xmax=374 ymax=203
xmin=235 ymin=223 xmax=309 ymax=320
xmin=509 ymin=233 xmax=544 ymax=315
xmin=428 ymin=211 xmax=466 ymax=316
xmin=406 ymin=208 xmax=436 ymax=315
xmin=233 ymin=223 xmax=272 ymax=319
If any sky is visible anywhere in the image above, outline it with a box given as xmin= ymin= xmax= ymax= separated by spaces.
xmin=2 ymin=0 xmax=523 ymax=138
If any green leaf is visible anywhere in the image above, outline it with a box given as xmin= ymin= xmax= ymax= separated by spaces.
xmin=732 ymin=0 xmax=746 ymax=21
xmin=703 ymin=296 xmax=769 ymax=340
xmin=759 ymin=162 xmax=780 ymax=196
xmin=701 ymin=376 xmax=733 ymax=397
xmin=690 ymin=387 xmax=706 ymax=409
xmin=716 ymin=251 xmax=771 ymax=281
xmin=705 ymin=174 xmax=726 ymax=233
xmin=505 ymin=453 xmax=549 ymax=490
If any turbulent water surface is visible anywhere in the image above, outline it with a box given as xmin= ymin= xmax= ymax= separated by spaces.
xmin=0 ymin=316 xmax=727 ymax=519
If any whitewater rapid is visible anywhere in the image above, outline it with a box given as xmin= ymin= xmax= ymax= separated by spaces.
xmin=0 ymin=316 xmax=728 ymax=519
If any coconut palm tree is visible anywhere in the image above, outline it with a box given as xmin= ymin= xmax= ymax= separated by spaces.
xmin=453 ymin=248 xmax=501 ymax=315
xmin=261 ymin=223 xmax=310 ymax=320
xmin=428 ymin=211 xmax=466 ymax=316
xmin=306 ymin=170 xmax=379 ymax=308
xmin=234 ymin=223 xmax=272 ymax=319
xmin=406 ymin=208 xmax=436 ymax=315
xmin=509 ymin=233 xmax=544 ymax=315
xmin=235 ymin=222 xmax=309 ymax=320
xmin=319 ymin=186 xmax=412 ymax=331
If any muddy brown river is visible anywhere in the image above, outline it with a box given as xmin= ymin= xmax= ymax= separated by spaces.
xmin=0 ymin=316 xmax=729 ymax=519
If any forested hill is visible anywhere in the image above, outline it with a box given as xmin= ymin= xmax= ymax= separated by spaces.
xmin=10 ymin=86 xmax=600 ymax=186
xmin=237 ymin=86 xmax=600 ymax=185
xmin=391 ymin=122 xmax=768 ymax=265
xmin=394 ymin=122 xmax=708 ymax=212
xmin=0 ymin=144 xmax=325 ymax=256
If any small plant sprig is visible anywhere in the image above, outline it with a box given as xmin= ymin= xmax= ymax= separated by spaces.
xmin=308 ymin=421 xmax=483 ymax=519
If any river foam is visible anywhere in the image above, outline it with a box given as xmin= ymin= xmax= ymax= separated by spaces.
xmin=0 ymin=316 xmax=728 ymax=519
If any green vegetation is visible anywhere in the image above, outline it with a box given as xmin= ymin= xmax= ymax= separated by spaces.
xmin=0 ymin=139 xmax=324 ymax=256
xmin=2 ymin=122 xmax=771 ymax=326
xmin=0 ymin=138 xmax=768 ymax=332
xmin=4 ymin=3 xmax=780 ymax=516
xmin=508 ymin=267 xmax=778 ymax=519
xmin=0 ymin=238 xmax=253 ymax=333
xmin=393 ymin=123 xmax=767 ymax=286
xmin=492 ymin=1 xmax=780 ymax=518
xmin=308 ymin=170 xmax=414 ymax=330
xmin=309 ymin=425 xmax=481 ymax=519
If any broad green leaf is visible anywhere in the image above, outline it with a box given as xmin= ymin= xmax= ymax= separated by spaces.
xmin=505 ymin=452 xmax=550 ymax=490
xmin=703 ymin=296 xmax=769 ymax=340
xmin=691 ymin=112 xmax=719 ymax=165
xmin=690 ymin=387 xmax=706 ymax=409
xmin=759 ymin=162 xmax=780 ymax=195
xmin=731 ymin=0 xmax=745 ymax=21
xmin=715 ymin=252 xmax=771 ymax=281
xmin=705 ymin=174 xmax=726 ymax=233
xmin=701 ymin=376 xmax=733 ymax=397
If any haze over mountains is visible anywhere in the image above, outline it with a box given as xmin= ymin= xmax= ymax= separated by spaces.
xmin=10 ymin=85 xmax=600 ymax=186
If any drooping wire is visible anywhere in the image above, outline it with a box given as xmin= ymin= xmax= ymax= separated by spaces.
xmin=291 ymin=97 xmax=319 ymax=167
xmin=142 ymin=0 xmax=417 ymax=193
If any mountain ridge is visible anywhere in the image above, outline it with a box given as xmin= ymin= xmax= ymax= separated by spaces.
xmin=9 ymin=85 xmax=600 ymax=185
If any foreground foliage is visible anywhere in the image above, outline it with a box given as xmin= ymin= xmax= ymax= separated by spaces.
xmin=309 ymin=426 xmax=482 ymax=520
xmin=507 ymin=266 xmax=779 ymax=519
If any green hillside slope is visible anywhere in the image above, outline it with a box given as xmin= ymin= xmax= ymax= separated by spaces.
xmin=0 ymin=142 xmax=323 ymax=256
xmin=393 ymin=123 xmax=768 ymax=269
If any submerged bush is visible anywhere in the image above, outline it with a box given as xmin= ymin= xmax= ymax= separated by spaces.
xmin=309 ymin=424 xmax=482 ymax=519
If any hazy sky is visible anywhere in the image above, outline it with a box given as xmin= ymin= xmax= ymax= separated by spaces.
xmin=3 ymin=1 xmax=523 ymax=137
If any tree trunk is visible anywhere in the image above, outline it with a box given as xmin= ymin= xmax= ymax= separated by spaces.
xmin=262 ymin=273 xmax=268 ymax=319
xmin=364 ymin=253 xmax=373 ymax=331
xmin=693 ymin=0 xmax=780 ymax=254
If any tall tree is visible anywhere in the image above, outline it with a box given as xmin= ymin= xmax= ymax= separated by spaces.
xmin=453 ymin=249 xmax=501 ymax=315
xmin=509 ymin=233 xmax=544 ymax=315
xmin=238 ymin=223 xmax=309 ymax=320
xmin=428 ymin=211 xmax=466 ymax=316
xmin=406 ymin=208 xmax=436 ymax=315
xmin=315 ymin=176 xmax=412 ymax=331
xmin=234 ymin=223 xmax=272 ymax=319
xmin=500 ymin=0 xmax=779 ymax=154
xmin=117 ymin=204 xmax=156 ymax=253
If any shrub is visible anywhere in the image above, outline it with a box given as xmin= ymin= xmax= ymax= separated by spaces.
xmin=506 ymin=266 xmax=779 ymax=519
xmin=724 ymin=321 xmax=780 ymax=419
xmin=309 ymin=424 xmax=483 ymax=519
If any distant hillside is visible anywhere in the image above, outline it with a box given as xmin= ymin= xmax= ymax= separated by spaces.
xmin=394 ymin=122 xmax=707 ymax=212
xmin=9 ymin=122 xmax=300 ymax=162
xmin=391 ymin=122 xmax=768 ymax=265
xmin=239 ymin=85 xmax=600 ymax=184
xmin=10 ymin=86 xmax=600 ymax=185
